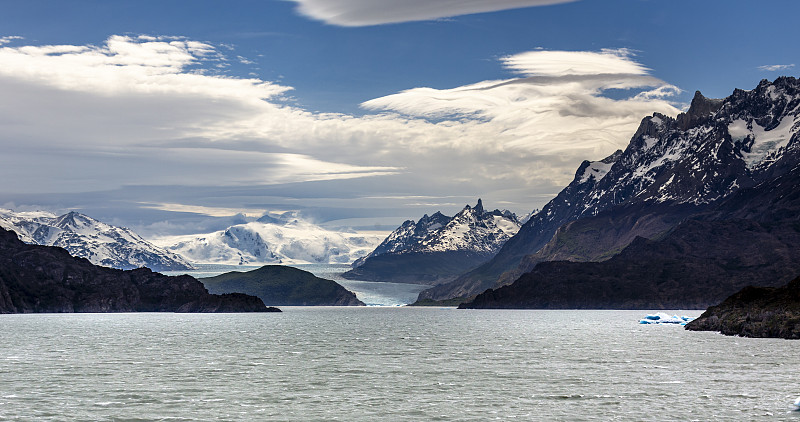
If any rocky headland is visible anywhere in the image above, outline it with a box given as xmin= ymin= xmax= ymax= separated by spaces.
xmin=0 ymin=227 xmax=276 ymax=313
xmin=685 ymin=276 xmax=800 ymax=339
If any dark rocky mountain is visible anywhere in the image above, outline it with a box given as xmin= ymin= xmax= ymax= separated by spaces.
xmin=0 ymin=227 xmax=274 ymax=313
xmin=201 ymin=265 xmax=364 ymax=306
xmin=685 ymin=276 xmax=800 ymax=339
xmin=459 ymin=162 xmax=800 ymax=309
xmin=424 ymin=77 xmax=800 ymax=301
xmin=342 ymin=200 xmax=521 ymax=285
xmin=0 ymin=209 xmax=193 ymax=271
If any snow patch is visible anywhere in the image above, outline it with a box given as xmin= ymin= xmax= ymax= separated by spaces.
xmin=642 ymin=136 xmax=658 ymax=151
xmin=579 ymin=161 xmax=613 ymax=184
xmin=729 ymin=117 xmax=797 ymax=168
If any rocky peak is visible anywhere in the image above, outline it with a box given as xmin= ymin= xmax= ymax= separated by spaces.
xmin=55 ymin=211 xmax=87 ymax=229
xmin=676 ymin=91 xmax=724 ymax=130
xmin=474 ymin=198 xmax=484 ymax=215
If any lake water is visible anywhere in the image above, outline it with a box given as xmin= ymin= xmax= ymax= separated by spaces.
xmin=164 ymin=263 xmax=429 ymax=306
xmin=2 ymin=308 xmax=799 ymax=421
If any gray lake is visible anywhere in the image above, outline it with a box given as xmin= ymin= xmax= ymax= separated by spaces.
xmin=2 ymin=308 xmax=800 ymax=421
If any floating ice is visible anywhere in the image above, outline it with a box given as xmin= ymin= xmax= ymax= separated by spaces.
xmin=639 ymin=313 xmax=695 ymax=325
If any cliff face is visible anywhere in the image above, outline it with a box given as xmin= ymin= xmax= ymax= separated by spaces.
xmin=0 ymin=228 xmax=274 ymax=313
xmin=685 ymin=277 xmax=800 ymax=339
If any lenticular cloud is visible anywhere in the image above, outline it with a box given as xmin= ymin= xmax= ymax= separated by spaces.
xmin=362 ymin=49 xmax=681 ymax=159
xmin=289 ymin=0 xmax=577 ymax=26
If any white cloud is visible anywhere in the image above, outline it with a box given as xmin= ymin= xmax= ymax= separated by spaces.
xmin=0 ymin=36 xmax=680 ymax=230
xmin=0 ymin=36 xmax=22 ymax=45
xmin=138 ymin=202 xmax=267 ymax=218
xmin=501 ymin=48 xmax=649 ymax=77
xmin=288 ymin=0 xmax=576 ymax=26
xmin=758 ymin=64 xmax=795 ymax=72
xmin=363 ymin=49 xmax=680 ymax=158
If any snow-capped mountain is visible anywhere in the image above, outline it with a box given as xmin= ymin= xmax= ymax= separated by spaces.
xmin=422 ymin=76 xmax=800 ymax=301
xmin=410 ymin=199 xmax=521 ymax=254
xmin=0 ymin=209 xmax=193 ymax=271
xmin=342 ymin=200 xmax=521 ymax=284
xmin=359 ymin=199 xmax=520 ymax=260
xmin=356 ymin=211 xmax=452 ymax=264
xmin=155 ymin=212 xmax=384 ymax=266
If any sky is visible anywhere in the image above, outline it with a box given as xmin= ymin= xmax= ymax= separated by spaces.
xmin=0 ymin=0 xmax=798 ymax=237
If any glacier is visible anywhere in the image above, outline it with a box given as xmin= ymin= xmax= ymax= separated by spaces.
xmin=155 ymin=213 xmax=385 ymax=266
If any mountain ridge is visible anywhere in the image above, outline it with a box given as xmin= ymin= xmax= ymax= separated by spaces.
xmin=460 ymin=159 xmax=800 ymax=309
xmin=342 ymin=200 xmax=521 ymax=285
xmin=0 ymin=209 xmax=193 ymax=272
xmin=158 ymin=215 xmax=383 ymax=267
xmin=423 ymin=76 xmax=800 ymax=301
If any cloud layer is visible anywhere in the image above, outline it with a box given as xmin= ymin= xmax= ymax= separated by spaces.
xmin=288 ymin=0 xmax=576 ymax=26
xmin=0 ymin=36 xmax=681 ymax=232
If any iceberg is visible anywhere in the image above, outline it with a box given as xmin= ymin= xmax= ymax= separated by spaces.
xmin=639 ymin=312 xmax=695 ymax=325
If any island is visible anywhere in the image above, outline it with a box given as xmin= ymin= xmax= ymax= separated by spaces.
xmin=200 ymin=265 xmax=365 ymax=306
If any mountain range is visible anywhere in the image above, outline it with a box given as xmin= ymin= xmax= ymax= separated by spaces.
xmin=454 ymin=76 xmax=800 ymax=308
xmin=0 ymin=209 xmax=193 ymax=272
xmin=343 ymin=199 xmax=521 ymax=284
xmin=156 ymin=212 xmax=383 ymax=266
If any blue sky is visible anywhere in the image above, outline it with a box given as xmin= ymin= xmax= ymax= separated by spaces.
xmin=0 ymin=0 xmax=797 ymax=236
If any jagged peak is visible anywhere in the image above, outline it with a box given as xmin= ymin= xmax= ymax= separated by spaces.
xmin=633 ymin=113 xmax=669 ymax=139
xmin=474 ymin=198 xmax=484 ymax=214
xmin=688 ymin=90 xmax=723 ymax=117
xmin=675 ymin=90 xmax=723 ymax=130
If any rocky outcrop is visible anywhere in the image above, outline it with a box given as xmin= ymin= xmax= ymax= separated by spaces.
xmin=0 ymin=227 xmax=274 ymax=313
xmin=685 ymin=277 xmax=800 ymax=339
xmin=201 ymin=265 xmax=365 ymax=306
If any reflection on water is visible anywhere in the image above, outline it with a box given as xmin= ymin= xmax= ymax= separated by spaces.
xmin=163 ymin=263 xmax=428 ymax=306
